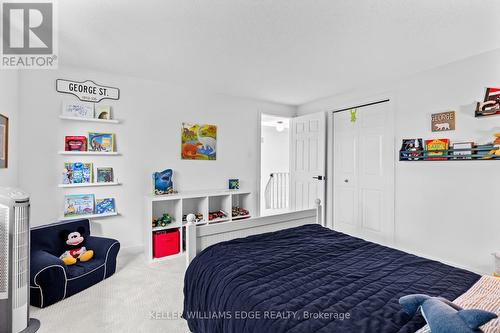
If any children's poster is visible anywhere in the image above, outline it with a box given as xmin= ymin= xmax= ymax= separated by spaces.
xmin=181 ymin=123 xmax=217 ymax=160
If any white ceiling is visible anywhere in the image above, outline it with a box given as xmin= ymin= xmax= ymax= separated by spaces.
xmin=59 ymin=0 xmax=500 ymax=105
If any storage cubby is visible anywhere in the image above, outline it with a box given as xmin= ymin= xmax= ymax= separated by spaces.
xmin=182 ymin=197 xmax=208 ymax=224
xmin=231 ymin=193 xmax=251 ymax=220
xmin=208 ymin=195 xmax=231 ymax=223
xmin=151 ymin=199 xmax=182 ymax=231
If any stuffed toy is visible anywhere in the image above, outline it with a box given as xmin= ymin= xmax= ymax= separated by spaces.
xmin=59 ymin=227 xmax=94 ymax=265
xmin=399 ymin=294 xmax=497 ymax=333
xmin=153 ymin=169 xmax=177 ymax=195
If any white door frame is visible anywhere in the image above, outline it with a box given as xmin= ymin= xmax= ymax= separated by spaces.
xmin=257 ymin=111 xmax=263 ymax=217
xmin=327 ymin=97 xmax=396 ymax=244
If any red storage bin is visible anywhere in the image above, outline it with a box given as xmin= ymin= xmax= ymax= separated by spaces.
xmin=153 ymin=228 xmax=180 ymax=258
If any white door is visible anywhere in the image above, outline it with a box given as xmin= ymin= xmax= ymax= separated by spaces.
xmin=333 ymin=103 xmax=394 ymax=244
xmin=290 ymin=112 xmax=326 ymax=222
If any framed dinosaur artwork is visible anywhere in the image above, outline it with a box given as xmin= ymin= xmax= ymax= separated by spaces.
xmin=181 ymin=123 xmax=217 ymax=160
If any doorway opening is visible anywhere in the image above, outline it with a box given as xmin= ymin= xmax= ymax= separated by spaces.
xmin=260 ymin=114 xmax=290 ymax=216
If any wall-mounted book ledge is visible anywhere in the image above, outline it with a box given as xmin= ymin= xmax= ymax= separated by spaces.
xmin=400 ymin=146 xmax=500 ymax=161
xmin=59 ymin=211 xmax=119 ymax=221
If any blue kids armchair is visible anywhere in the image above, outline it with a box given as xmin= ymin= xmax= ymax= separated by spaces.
xmin=30 ymin=219 xmax=120 ymax=308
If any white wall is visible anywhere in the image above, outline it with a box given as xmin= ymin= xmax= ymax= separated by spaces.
xmin=298 ymin=48 xmax=500 ymax=274
xmin=18 ymin=66 xmax=295 ymax=248
xmin=0 ymin=71 xmax=19 ymax=187
xmin=260 ymin=125 xmax=289 ymax=215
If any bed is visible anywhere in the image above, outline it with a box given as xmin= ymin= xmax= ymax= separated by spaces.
xmin=183 ymin=211 xmax=481 ymax=333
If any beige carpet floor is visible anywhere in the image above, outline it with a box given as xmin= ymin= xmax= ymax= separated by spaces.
xmin=31 ymin=249 xmax=190 ymax=333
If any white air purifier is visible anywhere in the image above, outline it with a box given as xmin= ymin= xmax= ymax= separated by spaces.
xmin=0 ymin=188 xmax=40 ymax=333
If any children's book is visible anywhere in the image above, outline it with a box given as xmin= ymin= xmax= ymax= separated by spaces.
xmin=400 ymin=139 xmax=423 ymax=160
xmin=451 ymin=142 xmax=473 ymax=160
xmin=65 ymin=136 xmax=87 ymax=151
xmin=62 ymin=102 xmax=94 ymax=118
xmin=95 ymin=198 xmax=116 ymax=214
xmin=476 ymin=144 xmax=494 ymax=159
xmin=64 ymin=162 xmax=93 ymax=184
xmin=88 ymin=133 xmax=115 ymax=152
xmin=425 ymin=139 xmax=449 ymax=160
xmin=64 ymin=194 xmax=94 ymax=217
xmin=95 ymin=105 xmax=111 ymax=120
xmin=96 ymin=167 xmax=114 ymax=182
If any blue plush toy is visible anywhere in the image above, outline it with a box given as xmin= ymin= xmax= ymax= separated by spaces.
xmin=399 ymin=294 xmax=497 ymax=333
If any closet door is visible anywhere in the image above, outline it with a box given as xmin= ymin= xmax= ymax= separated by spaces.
xmin=333 ymin=110 xmax=359 ymax=235
xmin=333 ymin=103 xmax=394 ymax=244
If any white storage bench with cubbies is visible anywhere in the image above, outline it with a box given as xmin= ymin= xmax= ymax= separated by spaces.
xmin=144 ymin=189 xmax=253 ymax=263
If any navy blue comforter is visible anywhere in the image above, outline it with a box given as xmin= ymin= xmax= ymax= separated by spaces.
xmin=183 ymin=224 xmax=479 ymax=333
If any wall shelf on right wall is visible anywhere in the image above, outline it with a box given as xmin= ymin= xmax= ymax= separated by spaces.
xmin=399 ymin=146 xmax=500 ymax=161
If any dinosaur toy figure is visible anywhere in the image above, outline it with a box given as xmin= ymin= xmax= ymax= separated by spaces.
xmin=399 ymin=294 xmax=497 ymax=333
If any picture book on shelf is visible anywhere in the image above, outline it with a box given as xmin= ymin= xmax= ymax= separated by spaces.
xmin=452 ymin=142 xmax=473 ymax=160
xmin=96 ymin=167 xmax=114 ymax=182
xmin=95 ymin=105 xmax=111 ymax=120
xmin=88 ymin=133 xmax=115 ymax=152
xmin=62 ymin=102 xmax=94 ymax=118
xmin=65 ymin=136 xmax=87 ymax=151
xmin=95 ymin=198 xmax=116 ymax=214
xmin=64 ymin=194 xmax=94 ymax=217
xmin=63 ymin=162 xmax=93 ymax=184
xmin=400 ymin=139 xmax=423 ymax=160
xmin=425 ymin=138 xmax=449 ymax=160
xmin=476 ymin=144 xmax=495 ymax=159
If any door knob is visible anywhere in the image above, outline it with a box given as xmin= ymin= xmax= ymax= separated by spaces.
xmin=312 ymin=176 xmax=325 ymax=180
xmin=344 ymin=179 xmax=349 ymax=183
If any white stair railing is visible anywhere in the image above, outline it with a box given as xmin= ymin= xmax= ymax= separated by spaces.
xmin=264 ymin=172 xmax=289 ymax=209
